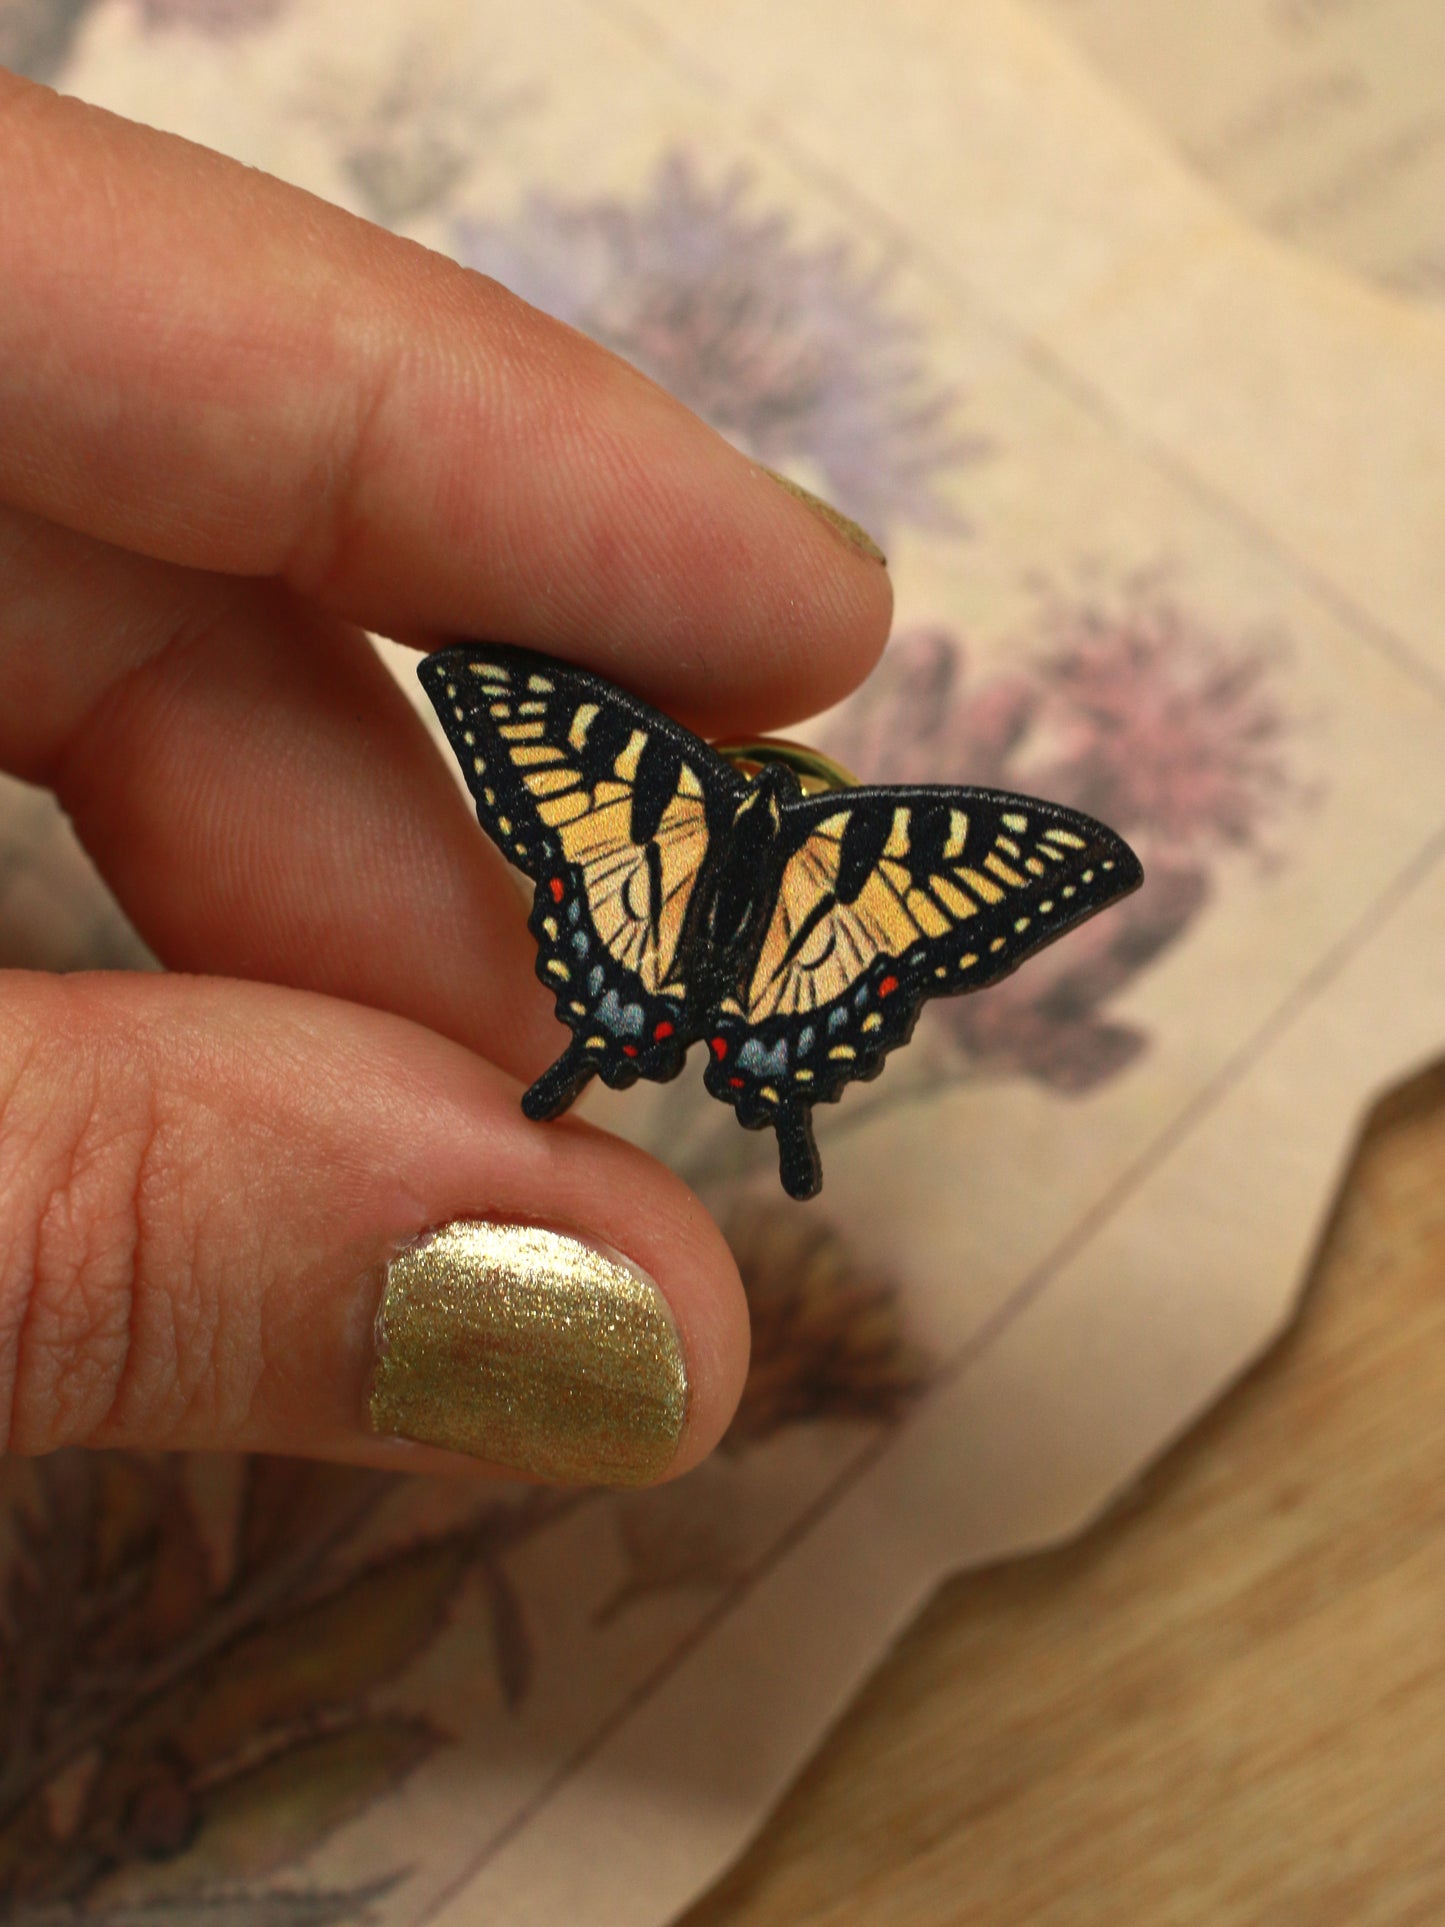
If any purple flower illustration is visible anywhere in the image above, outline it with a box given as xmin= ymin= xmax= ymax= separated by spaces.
xmin=1020 ymin=596 xmax=1293 ymax=852
xmin=0 ymin=0 xmax=289 ymax=90
xmin=455 ymin=154 xmax=975 ymax=537
xmin=822 ymin=591 xmax=1296 ymax=1092
xmin=0 ymin=0 xmax=98 ymax=79
xmin=133 ymin=0 xmax=288 ymax=29
xmin=301 ymin=46 xmax=542 ymax=230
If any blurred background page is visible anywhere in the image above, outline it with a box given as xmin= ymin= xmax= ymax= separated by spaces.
xmin=1 ymin=3 xmax=1442 ymax=1923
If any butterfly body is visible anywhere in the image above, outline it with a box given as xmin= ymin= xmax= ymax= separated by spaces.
xmin=420 ymin=642 xmax=1143 ymax=1199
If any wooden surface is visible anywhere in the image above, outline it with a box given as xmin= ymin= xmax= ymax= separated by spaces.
xmin=686 ymin=1060 xmax=1445 ymax=1926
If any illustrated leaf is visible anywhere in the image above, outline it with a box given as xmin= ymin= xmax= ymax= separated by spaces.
xmin=75 ymin=1532 xmax=469 ymax=1869
xmin=90 ymin=1719 xmax=439 ymax=1905
xmin=89 ymin=1461 xmax=213 ymax=1662
xmin=237 ymin=1459 xmax=384 ymax=1576
xmin=172 ymin=1539 xmax=470 ymax=1769
xmin=596 ymin=1468 xmax=752 ymax=1624
xmin=88 ymin=1457 xmax=169 ymax=1590
xmin=477 ymin=1559 xmax=534 ymax=1711
xmin=14 ymin=1874 xmax=401 ymax=1925
xmin=0 ymin=1790 xmax=70 ymax=1907
xmin=722 ymin=1208 xmax=929 ymax=1445
xmin=139 ymin=1474 xmax=213 ymax=1648
xmin=0 ymin=1457 xmax=92 ymax=1785
xmin=0 ymin=1623 xmax=14 ymax=1752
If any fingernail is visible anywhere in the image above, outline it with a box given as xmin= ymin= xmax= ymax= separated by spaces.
xmin=759 ymin=466 xmax=887 ymax=565
xmin=368 ymin=1221 xmax=688 ymax=1485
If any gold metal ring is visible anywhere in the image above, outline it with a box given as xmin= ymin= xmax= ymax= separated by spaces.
xmin=713 ymin=736 xmax=858 ymax=794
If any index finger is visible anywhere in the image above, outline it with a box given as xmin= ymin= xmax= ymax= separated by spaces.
xmin=0 ymin=72 xmax=890 ymax=733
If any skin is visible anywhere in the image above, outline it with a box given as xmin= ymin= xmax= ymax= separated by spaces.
xmin=0 ymin=69 xmax=891 ymax=1478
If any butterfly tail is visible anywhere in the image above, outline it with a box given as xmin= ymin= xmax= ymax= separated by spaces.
xmin=522 ymin=1041 xmax=600 ymax=1121
xmin=775 ymin=1104 xmax=823 ymax=1202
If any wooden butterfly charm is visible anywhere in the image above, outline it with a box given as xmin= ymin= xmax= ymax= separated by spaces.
xmin=420 ymin=642 xmax=1144 ymax=1199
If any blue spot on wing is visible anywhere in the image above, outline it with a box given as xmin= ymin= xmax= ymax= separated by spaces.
xmin=597 ymin=990 xmax=644 ymax=1036
xmin=739 ymin=1037 xmax=788 ymax=1077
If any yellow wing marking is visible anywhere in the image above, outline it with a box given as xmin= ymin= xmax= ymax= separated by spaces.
xmin=947 ymin=812 xmax=1099 ymax=914
xmin=741 ymin=801 xmax=1096 ymax=1022
xmin=904 ymin=885 xmax=949 ymax=937
xmin=527 ymin=768 xmax=577 ymax=796
xmin=958 ymin=866 xmax=1005 ymax=905
xmin=744 ymin=810 xmax=936 ymax=1021
xmin=509 ymin=751 xmax=711 ymax=994
xmin=613 ymin=729 xmax=648 ymax=781
xmin=537 ymin=791 xmax=590 ymax=827
xmin=569 ymin=704 xmax=599 ymax=750
xmin=984 ymin=851 xmax=1026 ymax=887
xmin=930 ymin=875 xmax=976 ymax=918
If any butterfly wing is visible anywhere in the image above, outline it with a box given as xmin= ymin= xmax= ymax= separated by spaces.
xmin=703 ymin=784 xmax=1144 ymax=1198
xmin=419 ymin=643 xmax=745 ymax=1113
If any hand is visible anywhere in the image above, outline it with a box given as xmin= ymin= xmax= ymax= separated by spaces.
xmin=0 ymin=71 xmax=890 ymax=1482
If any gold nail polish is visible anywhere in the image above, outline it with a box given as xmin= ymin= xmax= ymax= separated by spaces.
xmin=759 ymin=466 xmax=887 ymax=565
xmin=368 ymin=1221 xmax=688 ymax=1485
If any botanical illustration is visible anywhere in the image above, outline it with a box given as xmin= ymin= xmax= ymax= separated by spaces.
xmin=0 ymin=1453 xmax=555 ymax=1923
xmin=0 ymin=0 xmax=286 ymax=85
xmin=0 ymin=6 xmax=1310 ymax=1920
xmin=0 ymin=1212 xmax=924 ymax=1923
xmin=298 ymin=41 xmax=540 ymax=232
xmin=651 ymin=582 xmax=1296 ymax=1198
xmin=821 ymin=586 xmax=1293 ymax=1093
xmin=456 ymin=154 xmax=976 ymax=543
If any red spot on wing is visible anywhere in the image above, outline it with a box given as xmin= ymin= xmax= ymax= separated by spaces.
xmin=710 ymin=1038 xmax=728 ymax=1060
xmin=622 ymin=1045 xmax=639 ymax=1058
xmin=549 ymin=878 xmax=564 ymax=902
xmin=728 ymin=1076 xmax=745 ymax=1089
xmin=878 ymin=974 xmax=900 ymax=998
xmin=654 ymin=1020 xmax=675 ymax=1040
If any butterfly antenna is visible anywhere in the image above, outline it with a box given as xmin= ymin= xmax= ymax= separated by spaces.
xmin=522 ymin=1042 xmax=598 ymax=1121
xmin=775 ymin=1105 xmax=823 ymax=1201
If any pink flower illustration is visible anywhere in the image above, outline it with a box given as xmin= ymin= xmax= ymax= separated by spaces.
xmin=1021 ymin=597 xmax=1292 ymax=851
xmin=824 ymin=592 xmax=1297 ymax=1093
xmin=937 ymin=857 xmax=1210 ymax=1091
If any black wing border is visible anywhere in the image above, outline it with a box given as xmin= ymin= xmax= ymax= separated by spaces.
xmin=702 ymin=781 xmax=1144 ymax=1191
xmin=419 ymin=640 xmax=748 ymax=1098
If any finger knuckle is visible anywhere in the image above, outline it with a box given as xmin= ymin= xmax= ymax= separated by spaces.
xmin=0 ymin=987 xmax=238 ymax=1453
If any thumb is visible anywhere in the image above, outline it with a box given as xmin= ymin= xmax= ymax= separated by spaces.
xmin=0 ymin=972 xmax=746 ymax=1483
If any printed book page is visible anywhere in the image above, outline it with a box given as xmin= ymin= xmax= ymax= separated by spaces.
xmin=1 ymin=2 xmax=1443 ymax=1923
xmin=1034 ymin=0 xmax=1445 ymax=303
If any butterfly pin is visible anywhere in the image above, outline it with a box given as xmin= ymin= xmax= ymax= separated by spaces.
xmin=420 ymin=642 xmax=1144 ymax=1199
